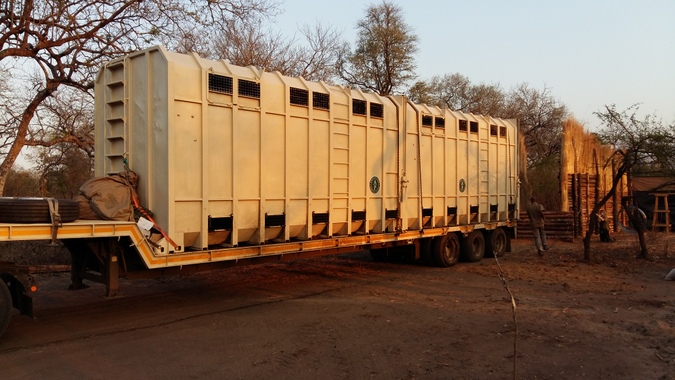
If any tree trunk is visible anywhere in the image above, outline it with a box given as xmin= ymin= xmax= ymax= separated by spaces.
xmin=0 ymin=85 xmax=56 ymax=195
xmin=582 ymin=214 xmax=597 ymax=261
xmin=637 ymin=229 xmax=648 ymax=258
xmin=583 ymin=163 xmax=628 ymax=261
xmin=625 ymin=206 xmax=649 ymax=259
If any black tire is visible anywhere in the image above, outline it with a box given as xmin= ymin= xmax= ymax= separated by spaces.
xmin=371 ymin=246 xmax=409 ymax=263
xmin=0 ymin=198 xmax=79 ymax=223
xmin=370 ymin=248 xmax=388 ymax=262
xmin=431 ymin=233 xmax=460 ymax=267
xmin=418 ymin=237 xmax=434 ymax=265
xmin=461 ymin=230 xmax=485 ymax=262
xmin=0 ymin=281 xmax=11 ymax=338
xmin=485 ymin=228 xmax=507 ymax=258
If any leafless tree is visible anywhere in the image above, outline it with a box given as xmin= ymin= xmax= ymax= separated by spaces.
xmin=408 ymin=74 xmax=504 ymax=116
xmin=407 ymin=75 xmax=566 ymax=208
xmin=3 ymin=168 xmax=39 ymax=197
xmin=583 ymin=104 xmax=675 ymax=261
xmin=26 ymin=87 xmax=95 ymax=196
xmin=213 ymin=20 xmax=342 ymax=82
xmin=503 ymin=83 xmax=568 ymax=170
xmin=410 ymin=77 xmax=566 ymax=171
xmin=408 ymin=74 xmax=471 ymax=110
xmin=28 ymin=87 xmax=95 ymax=159
xmin=33 ymin=143 xmax=92 ymax=198
xmin=337 ymin=0 xmax=418 ymax=95
xmin=0 ymin=0 xmax=277 ymax=195
xmin=296 ymin=23 xmax=344 ymax=82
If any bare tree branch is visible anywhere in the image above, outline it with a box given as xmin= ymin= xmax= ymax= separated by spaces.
xmin=337 ymin=1 xmax=418 ymax=95
xmin=0 ymin=0 xmax=277 ymax=194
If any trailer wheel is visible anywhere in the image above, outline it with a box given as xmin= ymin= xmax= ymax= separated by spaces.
xmin=419 ymin=237 xmax=434 ymax=265
xmin=0 ymin=280 xmax=11 ymax=338
xmin=431 ymin=233 xmax=460 ymax=267
xmin=485 ymin=228 xmax=507 ymax=258
xmin=370 ymin=248 xmax=388 ymax=262
xmin=0 ymin=198 xmax=79 ymax=223
xmin=461 ymin=230 xmax=485 ymax=262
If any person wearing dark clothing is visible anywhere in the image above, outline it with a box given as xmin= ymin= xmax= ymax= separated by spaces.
xmin=597 ymin=210 xmax=612 ymax=242
xmin=527 ymin=196 xmax=549 ymax=255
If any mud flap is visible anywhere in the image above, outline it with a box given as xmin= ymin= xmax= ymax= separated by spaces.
xmin=0 ymin=268 xmax=35 ymax=318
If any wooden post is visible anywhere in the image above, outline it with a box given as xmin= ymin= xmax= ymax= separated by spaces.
xmin=594 ymin=149 xmax=600 ymax=208
xmin=585 ymin=173 xmax=590 ymax=232
xmin=651 ymin=193 xmax=671 ymax=233
xmin=612 ymin=159 xmax=617 ymax=232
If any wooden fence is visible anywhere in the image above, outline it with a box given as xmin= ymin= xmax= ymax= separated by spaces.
xmin=564 ymin=173 xmax=627 ymax=237
xmin=518 ymin=211 xmax=575 ymax=241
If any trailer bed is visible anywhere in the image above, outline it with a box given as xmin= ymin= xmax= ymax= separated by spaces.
xmin=0 ymin=219 xmax=516 ymax=270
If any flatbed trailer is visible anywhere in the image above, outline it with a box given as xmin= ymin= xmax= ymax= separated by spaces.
xmin=0 ymin=217 xmax=516 ymax=337
xmin=0 ymin=46 xmax=520 ymax=337
xmin=1 ymin=219 xmax=517 ymax=289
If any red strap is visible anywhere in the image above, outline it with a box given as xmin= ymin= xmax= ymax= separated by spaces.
xmin=131 ymin=192 xmax=179 ymax=250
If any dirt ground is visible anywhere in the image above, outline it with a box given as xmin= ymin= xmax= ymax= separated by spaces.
xmin=0 ymin=232 xmax=674 ymax=379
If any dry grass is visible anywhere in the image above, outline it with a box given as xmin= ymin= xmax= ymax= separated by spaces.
xmin=640 ymin=231 xmax=675 ymax=258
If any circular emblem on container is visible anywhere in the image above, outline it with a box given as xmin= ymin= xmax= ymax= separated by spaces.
xmin=369 ymin=176 xmax=381 ymax=194
xmin=459 ymin=179 xmax=466 ymax=193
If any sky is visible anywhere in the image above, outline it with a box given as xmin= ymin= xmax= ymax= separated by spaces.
xmin=274 ymin=0 xmax=675 ymax=129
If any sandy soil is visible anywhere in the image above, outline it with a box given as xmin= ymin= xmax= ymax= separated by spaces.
xmin=0 ymin=232 xmax=674 ymax=379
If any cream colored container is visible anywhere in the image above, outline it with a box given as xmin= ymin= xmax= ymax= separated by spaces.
xmin=95 ymin=46 xmax=518 ymax=253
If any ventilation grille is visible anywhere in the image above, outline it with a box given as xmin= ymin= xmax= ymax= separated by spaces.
xmin=238 ymin=79 xmax=260 ymax=98
xmin=459 ymin=119 xmax=468 ymax=131
xmin=208 ymin=74 xmax=233 ymax=94
xmin=313 ymin=92 xmax=330 ymax=110
xmin=352 ymin=99 xmax=367 ymax=115
xmin=370 ymin=103 xmax=383 ymax=118
xmin=290 ymin=87 xmax=309 ymax=106
xmin=422 ymin=115 xmax=433 ymax=127
xmin=470 ymin=121 xmax=478 ymax=133
xmin=435 ymin=117 xmax=445 ymax=128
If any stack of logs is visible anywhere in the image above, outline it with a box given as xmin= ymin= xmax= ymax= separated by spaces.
xmin=518 ymin=211 xmax=575 ymax=242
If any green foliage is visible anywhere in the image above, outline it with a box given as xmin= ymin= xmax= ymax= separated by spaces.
xmin=337 ymin=1 xmax=418 ymax=95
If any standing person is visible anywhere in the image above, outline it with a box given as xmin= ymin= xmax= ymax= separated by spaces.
xmin=597 ymin=210 xmax=612 ymax=242
xmin=527 ymin=196 xmax=549 ymax=255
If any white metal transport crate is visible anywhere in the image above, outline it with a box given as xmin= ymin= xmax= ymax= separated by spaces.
xmin=94 ymin=46 xmax=519 ymax=254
